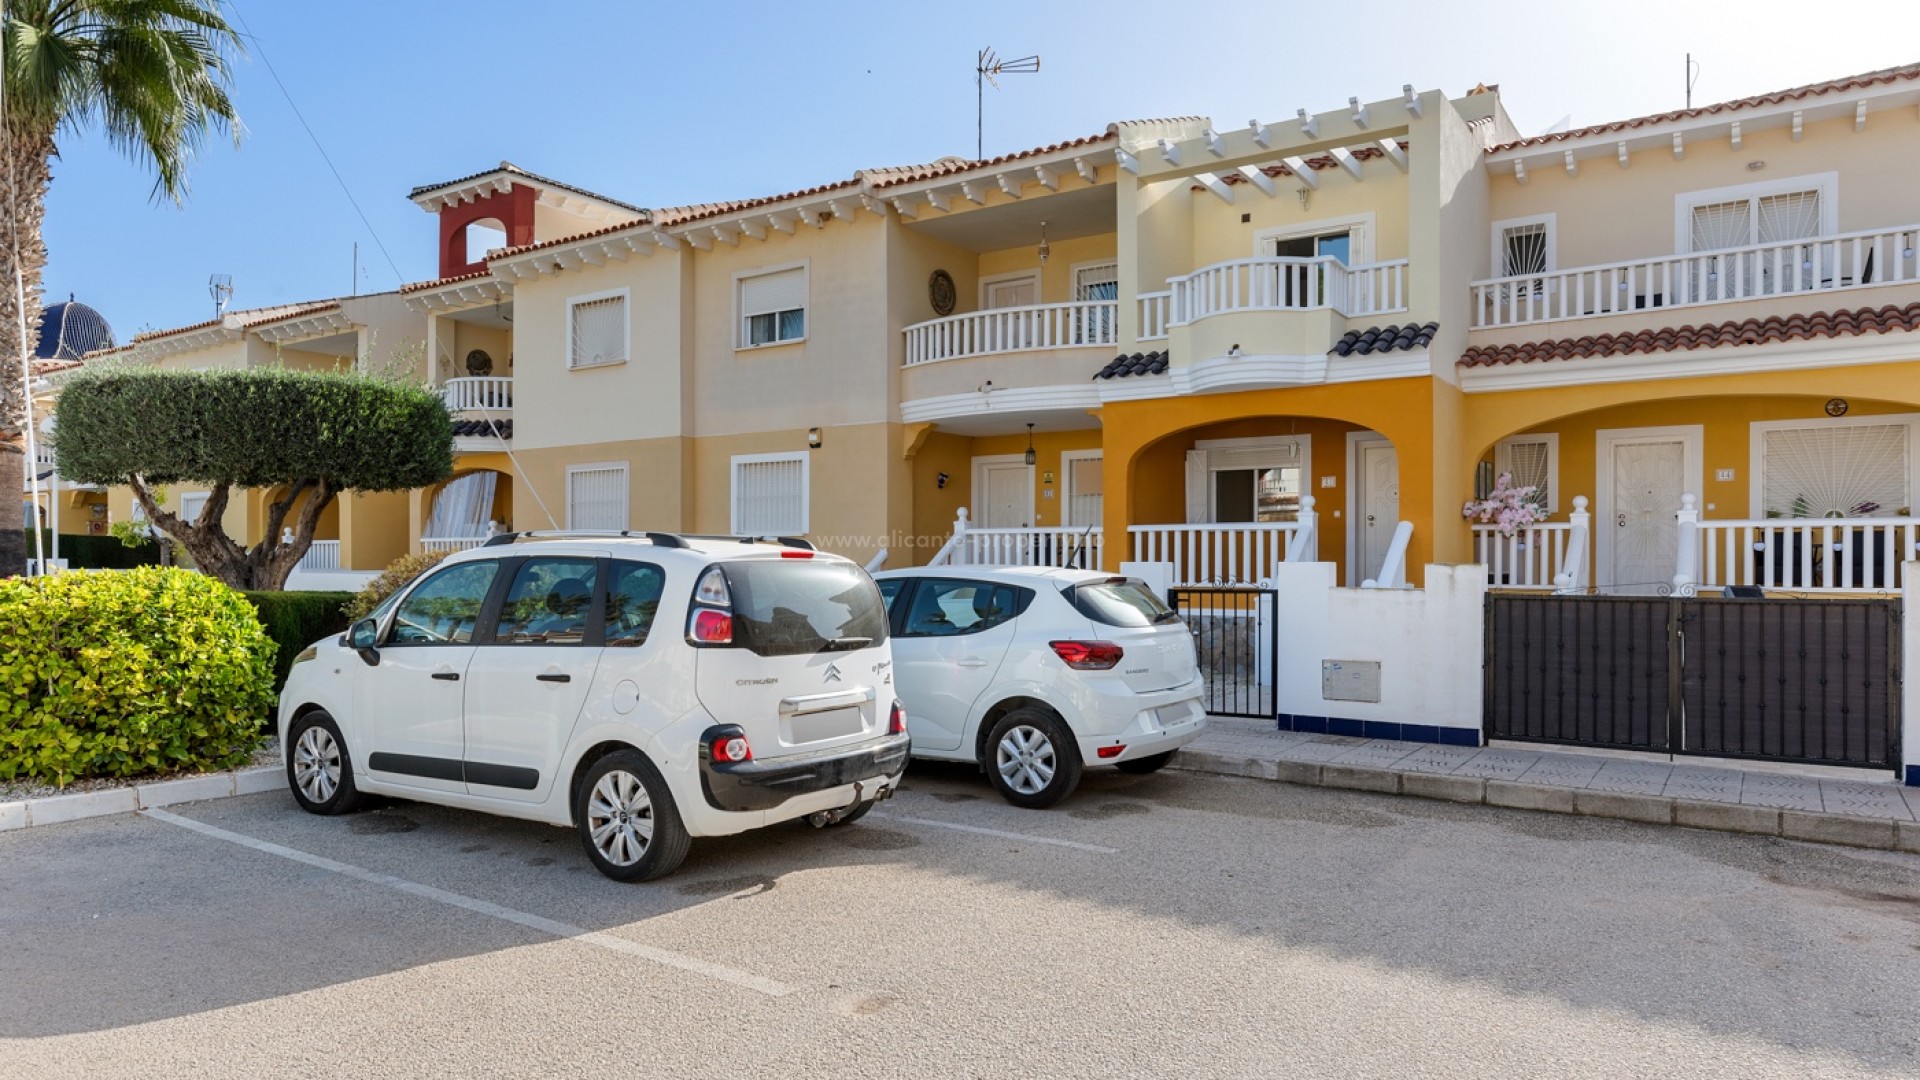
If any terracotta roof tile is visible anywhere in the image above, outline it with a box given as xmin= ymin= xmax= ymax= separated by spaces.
xmin=401 ymin=269 xmax=495 ymax=293
xmin=866 ymin=132 xmax=1116 ymax=189
xmin=409 ymin=161 xmax=648 ymax=215
xmin=1332 ymin=322 xmax=1437 ymax=356
xmin=1093 ymin=351 xmax=1170 ymax=380
xmin=1456 ymin=303 xmax=1920 ymax=368
xmin=1491 ymin=63 xmax=1920 ymax=152
xmin=451 ymin=418 xmax=512 ymax=440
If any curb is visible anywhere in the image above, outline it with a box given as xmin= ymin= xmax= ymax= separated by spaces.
xmin=0 ymin=765 xmax=282 ymax=833
xmin=1170 ymin=748 xmax=1920 ymax=855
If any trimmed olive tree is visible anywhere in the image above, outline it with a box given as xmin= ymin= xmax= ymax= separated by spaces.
xmin=54 ymin=368 xmax=454 ymax=591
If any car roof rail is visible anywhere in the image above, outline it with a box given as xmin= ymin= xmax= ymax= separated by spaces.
xmin=680 ymin=533 xmax=815 ymax=551
xmin=482 ymin=530 xmax=689 ymax=549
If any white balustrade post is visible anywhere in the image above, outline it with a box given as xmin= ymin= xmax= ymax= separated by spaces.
xmin=1673 ymin=493 xmax=1700 ymax=592
xmin=1554 ymin=495 xmax=1590 ymax=591
xmin=1286 ymin=495 xmax=1318 ymax=563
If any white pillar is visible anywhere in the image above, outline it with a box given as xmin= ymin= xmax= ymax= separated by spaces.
xmin=1673 ymin=493 xmax=1699 ymax=593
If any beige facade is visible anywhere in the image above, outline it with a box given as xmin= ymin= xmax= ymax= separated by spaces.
xmin=58 ymin=62 xmax=1920 ymax=596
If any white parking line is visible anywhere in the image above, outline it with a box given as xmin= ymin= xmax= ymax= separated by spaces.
xmin=141 ymin=807 xmax=795 ymax=998
xmin=869 ymin=812 xmax=1119 ymax=854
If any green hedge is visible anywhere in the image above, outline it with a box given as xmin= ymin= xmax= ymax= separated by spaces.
xmin=23 ymin=531 xmax=163 ymax=570
xmin=0 ymin=568 xmax=274 ymax=785
xmin=243 ymin=591 xmax=354 ymax=693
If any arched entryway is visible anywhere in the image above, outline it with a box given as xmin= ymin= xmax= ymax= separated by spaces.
xmin=423 ymin=468 xmax=514 ymax=552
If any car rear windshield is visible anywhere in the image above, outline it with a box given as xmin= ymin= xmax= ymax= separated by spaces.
xmin=721 ymin=560 xmax=890 ymax=657
xmin=1066 ymin=579 xmax=1181 ymax=628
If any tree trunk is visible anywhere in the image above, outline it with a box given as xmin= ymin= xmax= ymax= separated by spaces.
xmin=129 ymin=476 xmax=336 ymax=592
xmin=0 ymin=132 xmax=55 ymax=577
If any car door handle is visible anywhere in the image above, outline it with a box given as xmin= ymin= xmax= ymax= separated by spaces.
xmin=956 ymin=659 xmax=989 ymax=668
xmin=536 ymin=673 xmax=572 ymax=683
xmin=431 ymin=672 xmax=460 ymax=682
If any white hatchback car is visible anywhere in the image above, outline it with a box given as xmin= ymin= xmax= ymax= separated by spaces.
xmin=279 ymin=532 xmax=907 ymax=881
xmin=871 ymin=567 xmax=1207 ymax=807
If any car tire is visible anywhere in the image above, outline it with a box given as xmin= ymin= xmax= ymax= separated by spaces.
xmin=575 ymin=750 xmax=691 ymax=882
xmin=1114 ymin=751 xmax=1177 ymax=775
xmin=286 ymin=710 xmax=363 ymax=816
xmin=984 ymin=708 xmax=1082 ymax=809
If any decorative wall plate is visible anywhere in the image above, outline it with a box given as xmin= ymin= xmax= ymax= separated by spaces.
xmin=929 ymin=269 xmax=957 ymax=317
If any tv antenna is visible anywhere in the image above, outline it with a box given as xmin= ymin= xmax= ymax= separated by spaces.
xmin=209 ymin=274 xmax=233 ymax=318
xmin=1685 ymin=53 xmax=1700 ymax=109
xmin=976 ymin=47 xmax=1039 ymax=159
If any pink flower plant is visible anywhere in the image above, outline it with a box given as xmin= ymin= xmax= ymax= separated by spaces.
xmin=1463 ymin=472 xmax=1547 ymax=537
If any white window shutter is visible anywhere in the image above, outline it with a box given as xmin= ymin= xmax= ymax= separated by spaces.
xmin=1185 ymin=451 xmax=1209 ymax=524
xmin=739 ymin=268 xmax=806 ymax=317
xmin=567 ymin=466 xmax=628 ymax=530
xmin=570 ymin=296 xmax=626 ymax=368
xmin=733 ymin=456 xmax=807 ymax=535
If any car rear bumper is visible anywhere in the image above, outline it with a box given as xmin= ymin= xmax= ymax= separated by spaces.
xmin=1076 ymin=690 xmax=1209 ymax=764
xmin=699 ymin=729 xmax=912 ymax=812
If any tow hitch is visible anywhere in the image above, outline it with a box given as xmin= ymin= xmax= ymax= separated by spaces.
xmin=807 ymin=779 xmax=894 ymax=827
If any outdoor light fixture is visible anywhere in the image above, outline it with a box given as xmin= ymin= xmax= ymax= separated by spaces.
xmin=1038 ymin=221 xmax=1050 ymax=264
xmin=1024 ymin=423 xmax=1037 ymax=466
xmin=937 ymin=472 xmax=950 ymax=488
xmin=807 ymin=427 xmax=823 ymax=448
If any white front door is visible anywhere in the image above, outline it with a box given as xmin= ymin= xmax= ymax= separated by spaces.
xmin=1609 ymin=440 xmax=1686 ymax=594
xmin=1357 ymin=443 xmax=1400 ymax=583
xmin=975 ymin=459 xmax=1032 ymax=528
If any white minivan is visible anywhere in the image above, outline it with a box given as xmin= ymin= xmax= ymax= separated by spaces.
xmin=278 ymin=532 xmax=907 ymax=881
xmin=872 ymin=567 xmax=1207 ymax=807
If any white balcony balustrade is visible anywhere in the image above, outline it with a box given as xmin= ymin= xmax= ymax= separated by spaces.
xmin=927 ymin=509 xmax=1104 ymax=571
xmin=904 ymin=300 xmax=1119 ymax=366
xmin=1672 ymin=495 xmax=1920 ymax=595
xmin=296 ymin=540 xmax=340 ymax=572
xmin=1127 ymin=498 xmax=1319 ymax=587
xmin=1471 ymin=225 xmax=1920 ymax=329
xmin=1166 ymin=257 xmax=1408 ymax=326
xmin=421 ymin=536 xmax=489 ymax=555
xmin=1474 ymin=497 xmax=1590 ymax=592
xmin=439 ymin=376 xmax=513 ymax=412
xmin=1137 ymin=291 xmax=1171 ymax=342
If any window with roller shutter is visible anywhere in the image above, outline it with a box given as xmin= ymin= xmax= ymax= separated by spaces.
xmin=731 ymin=453 xmax=809 ymax=535
xmin=737 ymin=264 xmax=807 ymax=348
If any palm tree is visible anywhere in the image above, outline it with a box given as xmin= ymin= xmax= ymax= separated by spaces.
xmin=1 ymin=0 xmax=240 ymax=574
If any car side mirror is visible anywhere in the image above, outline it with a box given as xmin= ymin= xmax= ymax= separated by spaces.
xmin=350 ymin=618 xmax=381 ymax=665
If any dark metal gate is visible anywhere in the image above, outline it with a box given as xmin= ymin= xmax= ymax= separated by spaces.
xmin=1171 ymin=586 xmax=1277 ymax=719
xmin=1485 ymin=594 xmax=1900 ymax=770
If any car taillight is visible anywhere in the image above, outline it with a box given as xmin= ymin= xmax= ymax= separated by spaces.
xmin=888 ymin=699 xmax=907 ymax=735
xmin=689 ymin=608 xmax=733 ymax=644
xmin=1050 ymin=640 xmax=1124 ymax=670
xmin=712 ymin=733 xmax=753 ymax=763
xmin=780 ymin=550 xmax=814 ymax=559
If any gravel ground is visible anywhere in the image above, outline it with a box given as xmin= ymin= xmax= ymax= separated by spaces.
xmin=0 ymin=736 xmax=279 ymax=802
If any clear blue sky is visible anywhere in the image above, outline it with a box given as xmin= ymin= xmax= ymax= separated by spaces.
xmin=47 ymin=0 xmax=1918 ymax=339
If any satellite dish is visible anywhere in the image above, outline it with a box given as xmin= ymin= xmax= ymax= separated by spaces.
xmin=465 ymin=349 xmax=494 ymax=377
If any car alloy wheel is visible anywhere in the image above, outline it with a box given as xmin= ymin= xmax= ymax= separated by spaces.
xmin=293 ymin=724 xmax=343 ymax=804
xmin=996 ymin=724 xmax=1057 ymax=796
xmin=586 ymin=769 xmax=656 ymax=868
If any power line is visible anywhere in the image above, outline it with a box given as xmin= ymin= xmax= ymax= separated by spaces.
xmin=227 ymin=3 xmax=403 ymax=284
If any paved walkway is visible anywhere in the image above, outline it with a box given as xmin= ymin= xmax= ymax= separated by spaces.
xmin=1175 ymin=718 xmax=1920 ymax=852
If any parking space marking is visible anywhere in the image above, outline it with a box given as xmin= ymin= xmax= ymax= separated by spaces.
xmin=869 ymin=812 xmax=1119 ymax=854
xmin=142 ymin=808 xmax=796 ymax=998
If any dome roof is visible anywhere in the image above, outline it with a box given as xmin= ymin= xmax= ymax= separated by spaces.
xmin=37 ymin=295 xmax=115 ymax=360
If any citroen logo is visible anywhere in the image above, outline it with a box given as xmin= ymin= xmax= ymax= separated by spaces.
xmin=823 ymin=663 xmax=842 ymax=683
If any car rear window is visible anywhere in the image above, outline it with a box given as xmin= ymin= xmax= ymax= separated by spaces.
xmin=1066 ymin=579 xmax=1180 ymax=628
xmin=721 ymin=560 xmax=890 ymax=657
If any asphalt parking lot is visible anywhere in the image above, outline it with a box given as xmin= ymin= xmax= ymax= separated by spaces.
xmin=4 ymin=762 xmax=1919 ymax=1079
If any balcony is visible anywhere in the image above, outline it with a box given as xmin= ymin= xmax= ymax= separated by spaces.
xmin=422 ymin=536 xmax=488 ymax=555
xmin=439 ymin=376 xmax=513 ymax=412
xmin=1471 ymin=225 xmax=1920 ymax=330
xmin=296 ymin=540 xmax=341 ymax=572
xmin=904 ymin=300 xmax=1119 ymax=366
xmin=1165 ymin=256 xmax=1409 ymax=326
